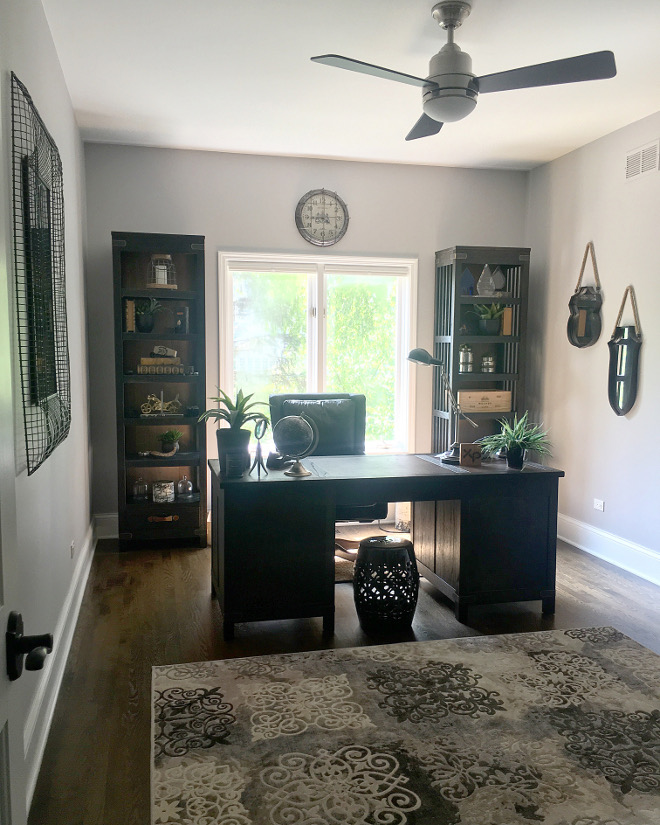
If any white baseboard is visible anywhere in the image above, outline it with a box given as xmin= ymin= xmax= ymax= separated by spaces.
xmin=23 ymin=521 xmax=96 ymax=811
xmin=94 ymin=511 xmax=118 ymax=539
xmin=558 ymin=513 xmax=660 ymax=587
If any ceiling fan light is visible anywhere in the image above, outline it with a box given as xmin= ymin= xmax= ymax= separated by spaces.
xmin=423 ymin=93 xmax=477 ymax=122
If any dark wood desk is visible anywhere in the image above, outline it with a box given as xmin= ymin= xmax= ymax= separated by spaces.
xmin=209 ymin=455 xmax=564 ymax=637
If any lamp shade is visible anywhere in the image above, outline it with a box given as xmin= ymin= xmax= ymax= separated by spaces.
xmin=407 ymin=348 xmax=442 ymax=367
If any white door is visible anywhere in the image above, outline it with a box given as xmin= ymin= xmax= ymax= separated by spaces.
xmin=0 ymin=177 xmax=25 ymax=824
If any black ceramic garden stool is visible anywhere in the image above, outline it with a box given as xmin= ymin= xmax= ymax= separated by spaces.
xmin=353 ymin=536 xmax=419 ymax=632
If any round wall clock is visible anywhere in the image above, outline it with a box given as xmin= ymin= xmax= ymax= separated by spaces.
xmin=295 ymin=189 xmax=349 ymax=246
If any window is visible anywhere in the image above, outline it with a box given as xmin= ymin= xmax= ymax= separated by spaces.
xmin=219 ymin=252 xmax=417 ymax=452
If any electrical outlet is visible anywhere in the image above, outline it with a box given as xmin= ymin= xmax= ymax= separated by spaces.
xmin=593 ymin=499 xmax=605 ymax=512
xmin=70 ymin=541 xmax=75 ymax=558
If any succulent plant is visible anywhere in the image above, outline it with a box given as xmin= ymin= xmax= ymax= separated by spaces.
xmin=198 ymin=388 xmax=268 ymax=431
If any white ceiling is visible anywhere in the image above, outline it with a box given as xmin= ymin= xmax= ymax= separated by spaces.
xmin=41 ymin=0 xmax=660 ymax=171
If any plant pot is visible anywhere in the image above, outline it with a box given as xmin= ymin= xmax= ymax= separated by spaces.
xmin=136 ymin=313 xmax=155 ymax=333
xmin=506 ymin=445 xmax=525 ymax=470
xmin=159 ymin=440 xmax=179 ymax=454
xmin=217 ymin=428 xmax=251 ymax=478
xmin=478 ymin=318 xmax=501 ymax=335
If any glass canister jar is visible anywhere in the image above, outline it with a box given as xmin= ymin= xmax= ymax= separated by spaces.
xmin=132 ymin=477 xmax=149 ymax=501
xmin=481 ymin=354 xmax=496 ymax=373
xmin=459 ymin=344 xmax=474 ymax=373
xmin=176 ymin=475 xmax=194 ymax=499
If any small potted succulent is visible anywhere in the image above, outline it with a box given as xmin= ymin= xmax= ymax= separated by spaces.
xmin=472 ymin=303 xmax=505 ymax=335
xmin=135 ymin=297 xmax=164 ymax=333
xmin=159 ymin=429 xmax=182 ymax=454
xmin=198 ymin=388 xmax=269 ymax=477
xmin=479 ymin=411 xmax=552 ymax=470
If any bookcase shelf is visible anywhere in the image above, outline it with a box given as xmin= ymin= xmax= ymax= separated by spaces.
xmin=430 ymin=246 xmax=530 ymax=453
xmin=113 ymin=232 xmax=207 ymax=548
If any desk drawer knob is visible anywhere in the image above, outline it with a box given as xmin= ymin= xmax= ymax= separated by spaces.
xmin=148 ymin=514 xmax=179 ymax=523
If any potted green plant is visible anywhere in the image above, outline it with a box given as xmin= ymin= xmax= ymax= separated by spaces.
xmin=478 ymin=411 xmax=552 ymax=470
xmin=159 ymin=429 xmax=182 ymax=454
xmin=198 ymin=389 xmax=269 ymax=477
xmin=135 ymin=297 xmax=164 ymax=333
xmin=472 ymin=303 xmax=505 ymax=335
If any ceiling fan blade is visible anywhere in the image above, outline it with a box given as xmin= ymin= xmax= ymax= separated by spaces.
xmin=477 ymin=50 xmax=616 ymax=94
xmin=405 ymin=113 xmax=443 ymax=141
xmin=311 ymin=54 xmax=436 ymax=88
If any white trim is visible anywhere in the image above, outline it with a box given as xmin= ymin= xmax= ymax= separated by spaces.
xmin=23 ymin=521 xmax=96 ymax=809
xmin=217 ymin=250 xmax=418 ymax=452
xmin=94 ymin=512 xmax=118 ymax=539
xmin=404 ymin=260 xmax=417 ymax=453
xmin=558 ymin=513 xmax=660 ymax=587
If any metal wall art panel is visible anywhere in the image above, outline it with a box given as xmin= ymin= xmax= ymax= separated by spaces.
xmin=11 ymin=73 xmax=70 ymax=474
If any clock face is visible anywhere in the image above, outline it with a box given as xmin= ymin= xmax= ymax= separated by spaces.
xmin=295 ymin=189 xmax=349 ymax=246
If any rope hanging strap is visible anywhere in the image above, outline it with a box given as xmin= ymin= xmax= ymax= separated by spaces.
xmin=574 ymin=241 xmax=601 ymax=292
xmin=612 ymin=285 xmax=642 ymax=338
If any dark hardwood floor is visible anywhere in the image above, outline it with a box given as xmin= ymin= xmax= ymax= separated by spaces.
xmin=28 ymin=535 xmax=660 ymax=825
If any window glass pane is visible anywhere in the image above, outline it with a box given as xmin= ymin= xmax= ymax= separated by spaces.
xmin=232 ymin=271 xmax=308 ymax=407
xmin=325 ymin=273 xmax=398 ymax=447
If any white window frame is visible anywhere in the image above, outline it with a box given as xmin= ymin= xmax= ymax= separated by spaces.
xmin=218 ymin=251 xmax=418 ymax=452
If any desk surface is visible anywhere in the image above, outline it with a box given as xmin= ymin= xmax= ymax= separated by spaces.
xmin=210 ymin=453 xmax=564 ymax=487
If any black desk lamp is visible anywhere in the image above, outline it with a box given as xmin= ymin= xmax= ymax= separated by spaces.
xmin=408 ymin=347 xmax=479 ymax=464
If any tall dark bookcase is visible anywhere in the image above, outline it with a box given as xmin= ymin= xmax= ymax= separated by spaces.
xmin=112 ymin=232 xmax=207 ymax=548
xmin=432 ymin=245 xmax=530 ymax=453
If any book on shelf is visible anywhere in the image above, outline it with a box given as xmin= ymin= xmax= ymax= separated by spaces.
xmin=501 ymin=307 xmax=513 ymax=336
xmin=137 ymin=365 xmax=185 ymax=375
xmin=124 ymin=299 xmax=136 ymax=332
xmin=140 ymin=356 xmax=181 ymax=365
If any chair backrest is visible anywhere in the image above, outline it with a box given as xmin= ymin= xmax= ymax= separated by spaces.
xmin=269 ymin=393 xmax=366 ymax=456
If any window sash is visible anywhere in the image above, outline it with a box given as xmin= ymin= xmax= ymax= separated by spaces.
xmin=218 ymin=251 xmax=418 ymax=452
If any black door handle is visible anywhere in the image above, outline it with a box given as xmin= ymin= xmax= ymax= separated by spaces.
xmin=6 ymin=611 xmax=53 ymax=681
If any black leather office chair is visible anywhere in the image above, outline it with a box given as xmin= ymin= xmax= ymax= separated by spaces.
xmin=269 ymin=393 xmax=388 ymax=522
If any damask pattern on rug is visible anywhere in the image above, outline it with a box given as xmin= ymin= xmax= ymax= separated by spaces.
xmin=239 ymin=674 xmax=373 ymax=740
xmin=366 ymin=661 xmax=506 ymax=723
xmin=548 ymin=707 xmax=660 ymax=795
xmin=153 ymin=687 xmax=235 ymax=758
xmin=152 ymin=628 xmax=660 ymax=825
xmin=260 ymin=745 xmax=420 ymax=825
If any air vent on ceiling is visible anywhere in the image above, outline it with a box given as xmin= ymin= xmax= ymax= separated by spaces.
xmin=625 ymin=140 xmax=659 ymax=181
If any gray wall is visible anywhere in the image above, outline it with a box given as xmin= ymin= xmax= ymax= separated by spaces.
xmin=526 ymin=111 xmax=660 ymax=573
xmin=0 ymin=0 xmax=91 ymax=814
xmin=84 ymin=144 xmax=528 ymax=515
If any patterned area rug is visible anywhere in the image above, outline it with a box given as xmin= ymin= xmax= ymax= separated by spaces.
xmin=152 ymin=627 xmax=660 ymax=824
xmin=334 ymin=540 xmax=357 ymax=582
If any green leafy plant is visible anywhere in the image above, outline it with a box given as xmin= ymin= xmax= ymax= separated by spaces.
xmin=479 ymin=411 xmax=552 ymax=457
xmin=136 ymin=297 xmax=164 ymax=316
xmin=198 ymin=388 xmax=268 ymax=431
xmin=472 ymin=303 xmax=506 ymax=320
xmin=160 ymin=429 xmax=183 ymax=443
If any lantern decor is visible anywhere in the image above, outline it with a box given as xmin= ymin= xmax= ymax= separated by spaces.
xmin=148 ymin=254 xmax=177 ymax=289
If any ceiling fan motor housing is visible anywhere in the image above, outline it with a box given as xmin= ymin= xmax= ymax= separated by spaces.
xmin=423 ymin=43 xmax=477 ymax=122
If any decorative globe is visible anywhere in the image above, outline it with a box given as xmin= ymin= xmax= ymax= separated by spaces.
xmin=272 ymin=415 xmax=317 ymax=477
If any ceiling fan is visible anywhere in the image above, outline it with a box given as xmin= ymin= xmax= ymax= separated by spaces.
xmin=311 ymin=0 xmax=616 ymax=141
